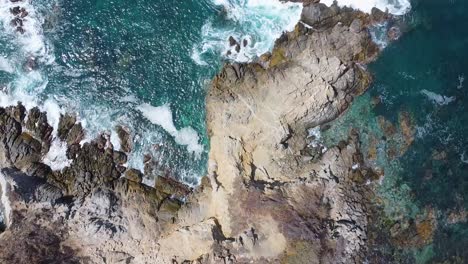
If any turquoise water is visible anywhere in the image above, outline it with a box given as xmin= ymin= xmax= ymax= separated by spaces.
xmin=0 ymin=0 xmax=301 ymax=185
xmin=322 ymin=0 xmax=468 ymax=262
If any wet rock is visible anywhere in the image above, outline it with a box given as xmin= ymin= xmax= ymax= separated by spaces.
xmin=349 ymin=18 xmax=363 ymax=33
xmin=66 ymin=143 xmax=81 ymax=160
xmin=370 ymin=7 xmax=390 ymax=23
xmin=66 ymin=123 xmax=85 ymax=146
xmin=5 ymin=102 xmax=26 ymax=123
xmin=25 ymin=107 xmax=53 ymax=152
xmin=20 ymin=8 xmax=28 ymax=18
xmin=57 ymin=114 xmax=77 ymax=141
xmin=370 ymin=95 xmax=381 ymax=107
xmin=23 ymin=57 xmax=37 ymax=71
xmin=10 ymin=17 xmax=22 ymax=27
xmin=112 ymin=151 xmax=127 ymax=165
xmin=235 ymin=44 xmax=241 ymax=53
xmin=398 ymin=111 xmax=414 ymax=147
xmin=387 ymin=26 xmax=401 ymax=41
xmin=16 ymin=27 xmax=25 ymax=34
xmin=0 ymin=3 xmax=392 ymax=263
xmin=116 ymin=125 xmax=132 ymax=153
xmin=377 ymin=116 xmax=396 ymax=137
xmin=228 ymin=36 xmax=237 ymax=46
xmin=124 ymin=168 xmax=143 ymax=183
xmin=10 ymin=6 xmax=21 ymax=16
xmin=154 ymin=176 xmax=191 ymax=199
xmin=243 ymin=38 xmax=248 ymax=47
xmin=57 ymin=141 xmax=122 ymax=196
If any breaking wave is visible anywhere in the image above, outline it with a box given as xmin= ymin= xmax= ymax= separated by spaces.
xmin=192 ymin=0 xmax=302 ymax=64
xmin=320 ymin=0 xmax=411 ymax=15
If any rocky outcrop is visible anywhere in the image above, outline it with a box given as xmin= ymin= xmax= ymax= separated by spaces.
xmin=0 ymin=3 xmax=386 ymax=264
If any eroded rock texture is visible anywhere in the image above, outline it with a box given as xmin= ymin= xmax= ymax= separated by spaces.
xmin=0 ymin=3 xmax=383 ymax=264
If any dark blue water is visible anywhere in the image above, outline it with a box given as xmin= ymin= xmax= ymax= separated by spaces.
xmin=323 ymin=0 xmax=468 ymax=262
xmin=0 ymin=0 xmax=301 ymax=185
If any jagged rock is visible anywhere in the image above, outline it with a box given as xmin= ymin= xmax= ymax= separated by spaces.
xmin=116 ymin=125 xmax=132 ymax=153
xmin=57 ymin=114 xmax=76 ymax=141
xmin=10 ymin=6 xmax=21 ymax=16
xmin=125 ymin=168 xmax=143 ymax=183
xmin=16 ymin=27 xmax=25 ymax=34
xmin=66 ymin=123 xmax=84 ymax=146
xmin=25 ymin=107 xmax=53 ymax=153
xmin=4 ymin=102 xmax=26 ymax=123
xmin=0 ymin=3 xmax=388 ymax=263
xmin=228 ymin=36 xmax=237 ymax=46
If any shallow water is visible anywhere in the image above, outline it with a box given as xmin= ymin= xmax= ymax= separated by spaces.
xmin=322 ymin=0 xmax=468 ymax=261
xmin=0 ymin=0 xmax=301 ymax=185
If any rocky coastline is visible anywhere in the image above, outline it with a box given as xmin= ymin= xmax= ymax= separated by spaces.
xmin=0 ymin=2 xmax=409 ymax=263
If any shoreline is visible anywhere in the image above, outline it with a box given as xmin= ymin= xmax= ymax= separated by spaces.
xmin=0 ymin=2 xmax=412 ymax=263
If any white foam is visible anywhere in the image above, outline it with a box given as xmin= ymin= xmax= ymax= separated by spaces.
xmin=461 ymin=152 xmax=468 ymax=164
xmin=307 ymin=126 xmax=322 ymax=148
xmin=320 ymin=0 xmax=411 ymax=15
xmin=42 ymin=140 xmax=72 ymax=171
xmin=0 ymin=57 xmax=14 ymax=73
xmin=0 ymin=172 xmax=12 ymax=228
xmin=457 ymin=74 xmax=465 ymax=89
xmin=421 ymin=89 xmax=456 ymax=106
xmin=0 ymin=0 xmax=52 ymax=58
xmin=137 ymin=103 xmax=203 ymax=155
xmin=369 ymin=22 xmax=389 ymax=49
xmin=193 ymin=0 xmax=302 ymax=64
xmin=43 ymin=98 xmax=64 ymax=136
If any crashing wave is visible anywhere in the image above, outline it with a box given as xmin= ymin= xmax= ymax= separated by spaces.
xmin=320 ymin=0 xmax=411 ymax=15
xmin=193 ymin=0 xmax=302 ymax=64
xmin=421 ymin=89 xmax=456 ymax=106
xmin=0 ymin=0 xmax=53 ymax=59
xmin=137 ymin=103 xmax=204 ymax=156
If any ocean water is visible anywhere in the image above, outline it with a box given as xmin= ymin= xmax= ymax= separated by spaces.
xmin=0 ymin=0 xmax=301 ymax=185
xmin=1 ymin=0 xmax=466 ymax=261
xmin=321 ymin=0 xmax=468 ymax=262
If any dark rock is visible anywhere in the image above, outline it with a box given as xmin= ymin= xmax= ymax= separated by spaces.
xmin=235 ymin=44 xmax=241 ymax=53
xmin=66 ymin=123 xmax=84 ymax=146
xmin=25 ymin=107 xmax=53 ymax=153
xmin=349 ymin=19 xmax=363 ymax=33
xmin=57 ymin=114 xmax=76 ymax=141
xmin=9 ymin=132 xmax=42 ymax=171
xmin=116 ymin=125 xmax=132 ymax=153
xmin=154 ymin=176 xmax=191 ymax=199
xmin=370 ymin=7 xmax=389 ymax=23
xmin=387 ymin=26 xmax=401 ymax=41
xmin=24 ymin=57 xmax=38 ymax=72
xmin=124 ymin=169 xmax=143 ymax=183
xmin=20 ymin=8 xmax=28 ymax=18
xmin=228 ymin=36 xmax=237 ymax=47
xmin=66 ymin=143 xmax=81 ymax=160
xmin=16 ymin=26 xmax=25 ymax=34
xmin=243 ymin=39 xmax=248 ymax=47
xmin=112 ymin=151 xmax=127 ymax=165
xmin=10 ymin=17 xmax=22 ymax=27
xmin=10 ymin=6 xmax=21 ymax=16
xmin=57 ymin=141 xmax=122 ymax=196
xmin=5 ymin=102 xmax=26 ymax=123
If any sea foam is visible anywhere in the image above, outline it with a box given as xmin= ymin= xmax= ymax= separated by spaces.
xmin=320 ymin=0 xmax=411 ymax=15
xmin=137 ymin=103 xmax=204 ymax=156
xmin=421 ymin=89 xmax=456 ymax=106
xmin=0 ymin=0 xmax=52 ymax=58
xmin=193 ymin=0 xmax=302 ymax=63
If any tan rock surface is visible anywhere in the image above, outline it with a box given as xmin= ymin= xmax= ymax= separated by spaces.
xmin=0 ymin=3 xmax=383 ymax=264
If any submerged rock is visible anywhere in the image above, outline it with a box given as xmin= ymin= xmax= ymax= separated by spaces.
xmin=0 ymin=3 xmax=390 ymax=263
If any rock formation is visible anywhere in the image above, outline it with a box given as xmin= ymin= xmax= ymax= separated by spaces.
xmin=0 ymin=2 xmax=389 ymax=263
